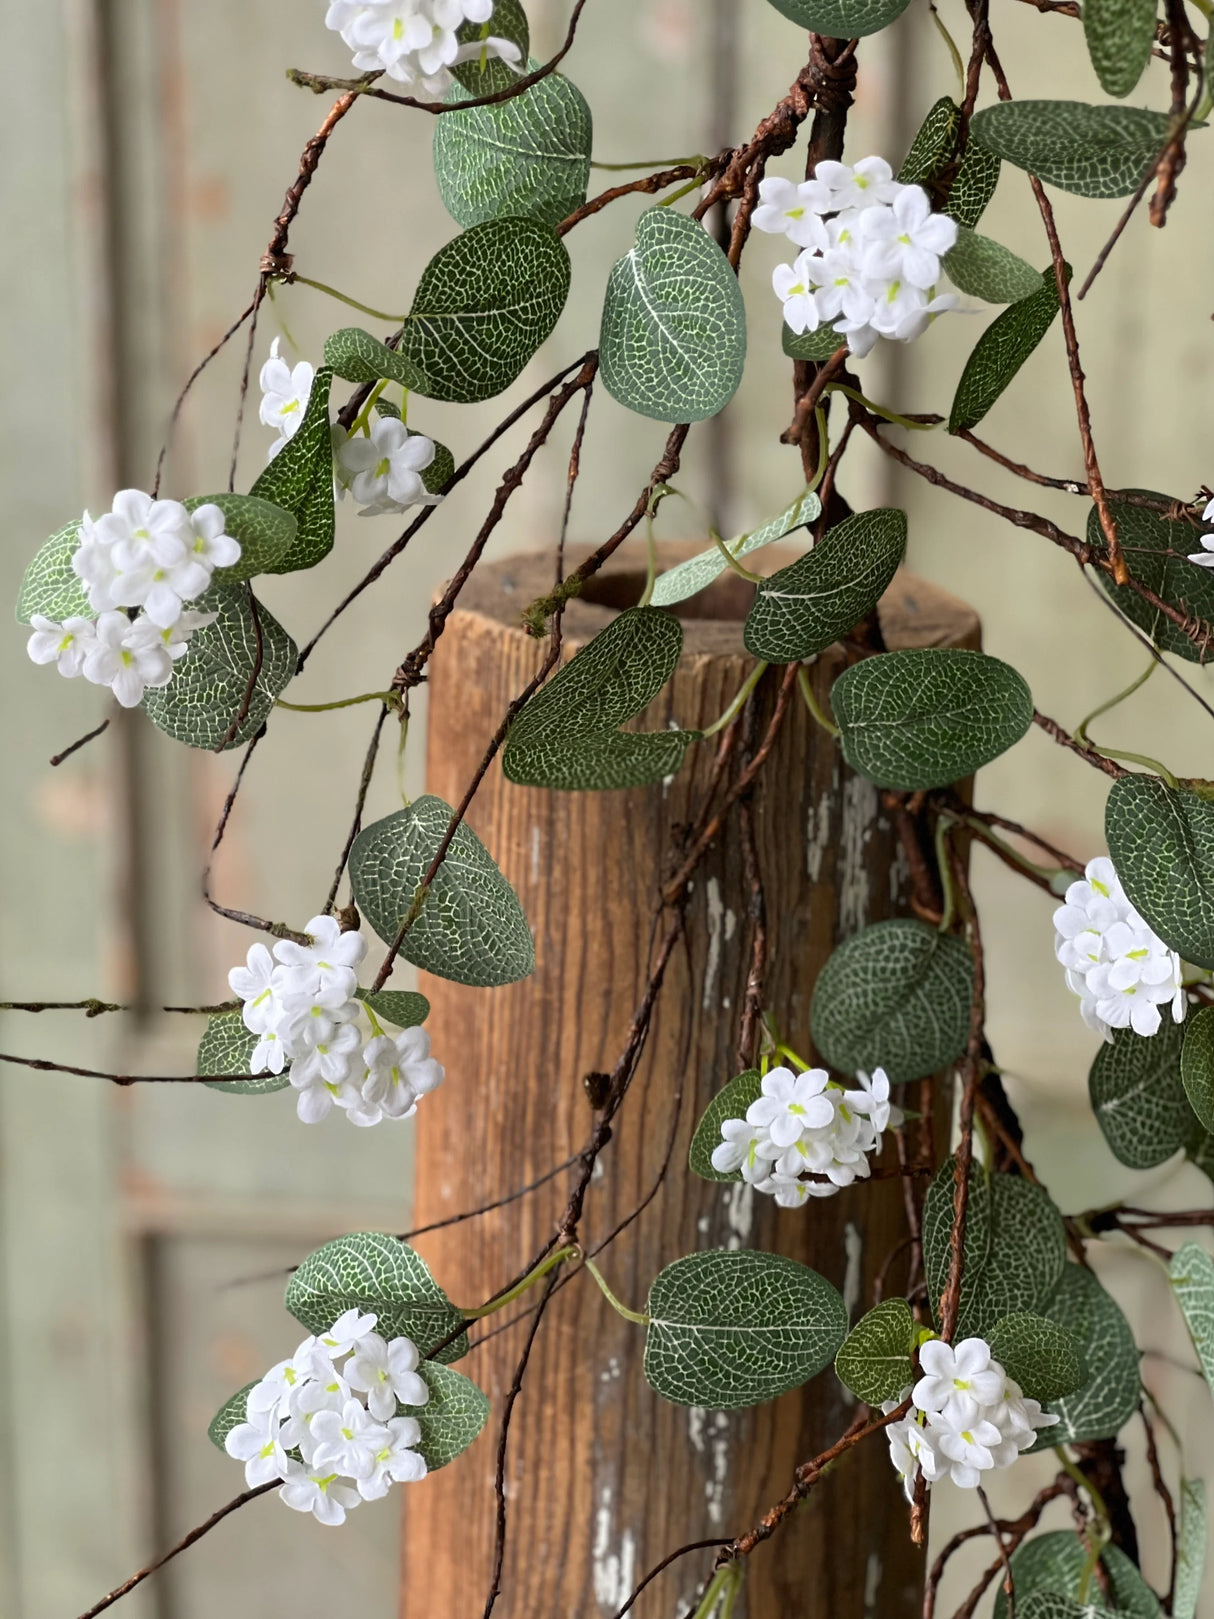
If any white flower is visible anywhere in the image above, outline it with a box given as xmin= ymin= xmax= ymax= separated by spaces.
xmin=309 ymin=1398 xmax=391 ymax=1481
xmin=279 ymin=983 xmax=362 ymax=1051
xmin=272 ymin=915 xmax=367 ymax=998
xmin=259 ymin=338 xmax=314 ymax=460
xmin=251 ymin=1025 xmax=290 ymax=1076
xmin=845 ymin=1067 xmax=901 ymax=1135
xmin=289 ymin=1365 xmax=352 ymax=1419
xmin=278 ymin=1461 xmax=362 ymax=1526
xmin=812 ymin=157 xmax=900 ymax=212
xmin=81 ymin=610 xmax=174 ymax=706
xmin=230 ymin=942 xmax=281 ymax=1035
xmin=357 ymin=1415 xmax=427 ymax=1499
xmin=751 ymin=176 xmax=831 ymax=249
xmin=151 ymin=608 xmax=217 ymax=660
xmin=868 ymin=282 xmax=957 ymax=344
xmin=931 ymin=1410 xmax=1004 ymax=1489
xmin=247 ymin=1337 xmax=328 ymax=1422
xmin=224 ymin=1409 xmax=292 ymax=1487
xmin=745 ymin=1065 xmax=834 ymax=1149
xmin=913 ymin=1338 xmax=1005 ymax=1424
xmin=345 ymin=1333 xmax=430 ymax=1421
xmin=26 ymin=614 xmax=96 ymax=678
xmin=73 ymin=491 xmax=195 ymax=615
xmin=318 ymin=1308 xmax=380 ymax=1359
xmin=710 ymin=1118 xmax=775 ymax=1180
xmin=334 ymin=0 xmax=522 ymax=94
xmin=333 ymin=419 xmax=443 ymax=515
xmin=859 ymin=186 xmax=958 ymax=288
xmin=1187 ymin=534 xmax=1214 ymax=568
xmin=1053 ymin=855 xmax=1184 ymax=1039
xmin=886 ymin=1411 xmax=941 ymax=1502
xmin=289 ymin=1021 xmax=363 ymax=1088
xmin=361 ymin=1027 xmax=445 ymax=1119
xmin=773 ymin=256 xmax=822 ymax=336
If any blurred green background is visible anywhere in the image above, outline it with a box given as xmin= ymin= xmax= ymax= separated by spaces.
xmin=2 ymin=0 xmax=1212 ymax=1613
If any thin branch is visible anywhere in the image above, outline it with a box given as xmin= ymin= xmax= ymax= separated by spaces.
xmin=1032 ymin=710 xmax=1128 ymax=778
xmin=49 ymin=717 xmax=111 ymax=768
xmin=606 ymin=1541 xmax=734 ymax=1619
xmin=0 ymin=1052 xmax=264 ymax=1086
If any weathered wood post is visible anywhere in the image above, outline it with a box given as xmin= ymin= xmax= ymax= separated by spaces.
xmin=403 ymin=545 xmax=979 ymax=1617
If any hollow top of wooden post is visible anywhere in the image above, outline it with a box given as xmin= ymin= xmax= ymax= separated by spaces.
xmin=455 ymin=542 xmax=980 ymax=657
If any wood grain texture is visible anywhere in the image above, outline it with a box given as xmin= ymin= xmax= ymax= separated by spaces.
xmin=402 ymin=545 xmax=980 ymax=1618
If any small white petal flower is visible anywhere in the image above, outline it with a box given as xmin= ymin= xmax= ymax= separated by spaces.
xmin=357 ymin=1414 xmax=427 ymax=1499
xmin=1187 ymin=534 xmax=1214 ymax=568
xmin=333 ymin=419 xmax=443 ymax=515
xmin=751 ymin=175 xmax=831 ymax=248
xmin=914 ymin=1338 xmax=1005 ymax=1423
xmin=773 ymin=256 xmax=822 ymax=336
xmin=309 ymin=1398 xmax=391 ymax=1481
xmin=278 ymin=1461 xmax=362 ymax=1525
xmin=225 ymin=1411 xmax=292 ymax=1487
xmin=345 ymin=1332 xmax=431 ymax=1421
xmin=361 ymin=1027 xmax=445 ymax=1119
xmin=260 ymin=338 xmax=315 ymax=460
xmin=318 ymin=1308 xmax=380 ymax=1359
xmin=745 ymin=1066 xmax=834 ymax=1149
xmin=273 ymin=915 xmax=367 ymax=997
xmin=26 ymin=614 xmax=97 ymax=678
xmin=81 ymin=610 xmax=174 ymax=707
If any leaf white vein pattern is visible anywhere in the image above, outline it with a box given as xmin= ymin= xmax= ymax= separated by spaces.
xmin=1053 ymin=855 xmax=1186 ymax=1040
xmin=224 ymin=1311 xmax=429 ymax=1522
xmin=710 ymin=1063 xmax=901 ymax=1206
xmin=756 ymin=159 xmax=958 ymax=358
xmin=332 ymin=419 xmax=445 ymax=516
xmin=324 ymin=0 xmax=523 ymax=96
xmin=26 ymin=488 xmax=238 ymax=705
xmin=886 ymin=1337 xmax=1057 ymax=1500
xmin=228 ymin=915 xmax=445 ymax=1126
xmin=1186 ymin=496 xmax=1214 ymax=568
xmin=260 ymin=337 xmax=316 ymax=462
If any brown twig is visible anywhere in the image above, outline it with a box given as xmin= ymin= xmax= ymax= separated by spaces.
xmin=1032 ymin=710 xmax=1128 ymax=778
xmin=49 ymin=717 xmax=111 ymax=767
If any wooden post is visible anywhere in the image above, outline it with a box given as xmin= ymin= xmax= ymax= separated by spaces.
xmin=403 ymin=546 xmax=980 ymax=1618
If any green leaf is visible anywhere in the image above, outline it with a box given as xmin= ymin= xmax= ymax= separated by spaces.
xmin=1034 ymin=1264 xmax=1141 ymax=1447
xmin=141 ymin=580 xmax=297 ymax=752
xmin=249 ymin=366 xmax=335 ymax=575
xmin=970 ymin=100 xmax=1171 ymax=198
xmin=1171 ymin=1241 xmax=1214 ymax=1392
xmin=688 ymin=1070 xmax=764 ymax=1182
xmin=1088 ymin=491 xmax=1214 ymax=663
xmin=357 ymin=988 xmax=431 ymax=1030
xmin=988 ymin=1312 xmax=1087 ymax=1402
xmin=781 ymin=321 xmax=846 ymax=362
xmin=413 ymin=1362 xmax=490 ymax=1470
xmin=397 ymin=217 xmax=571 ymax=404
xmin=600 ymin=207 xmax=747 ymax=424
xmin=742 ymin=508 xmax=907 ymax=663
xmin=16 ymin=520 xmax=90 ymax=624
xmin=503 ymin=606 xmax=699 ymax=791
xmin=994 ymin=1533 xmax=1162 ymax=1619
xmin=434 ymin=63 xmax=592 ymax=229
xmin=349 ymin=795 xmax=534 ymax=987
xmin=899 ymin=97 xmax=960 ymax=186
xmin=644 ymin=1249 xmax=847 ymax=1409
xmin=944 ymin=226 xmax=1043 ymax=304
xmin=651 ymin=489 xmax=821 ymax=609
xmin=948 ymin=269 xmax=1063 ymax=434
xmin=762 ymin=0 xmax=913 ymax=37
xmin=451 ymin=0 xmax=529 ymax=94
xmin=1105 ymin=776 xmax=1214 ymax=968
xmin=923 ymin=1162 xmax=1067 ymax=1337
xmin=834 ymin=1299 xmax=915 ymax=1404
xmin=287 ymin=1231 xmax=468 ymax=1363
xmin=197 ymin=1010 xmax=290 ymax=1095
xmin=897 ymin=97 xmax=1000 ymax=228
xmin=832 ymin=648 xmax=1034 ymax=791
xmin=208 ymin=1382 xmax=257 ymax=1450
xmin=1084 ymin=0 xmax=1157 ymax=98
xmin=1188 ymin=1119 xmax=1214 ymax=1190
xmin=1183 ymin=1007 xmax=1214 ymax=1133
xmin=183 ymin=494 xmax=297 ymax=580
xmin=1090 ymin=1019 xmax=1193 ymax=1168
xmin=324 ymin=328 xmax=424 ymax=392
xmin=811 ymin=918 xmax=973 ymax=1085
xmin=1176 ymin=1479 xmax=1208 ymax=1619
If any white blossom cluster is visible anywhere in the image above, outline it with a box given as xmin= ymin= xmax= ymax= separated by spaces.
xmin=1186 ymin=496 xmax=1214 ymax=568
xmin=885 ymin=1337 xmax=1057 ymax=1498
xmin=711 ymin=1064 xmax=900 ymax=1207
xmin=259 ymin=339 xmax=444 ymax=517
xmin=754 ymin=158 xmax=958 ymax=358
xmin=229 ymin=915 xmax=444 ymax=1127
xmin=224 ymin=1309 xmax=429 ymax=1524
xmin=1053 ymin=856 xmax=1185 ymax=1040
xmin=324 ymin=0 xmax=523 ymax=96
xmin=26 ymin=491 xmax=241 ymax=707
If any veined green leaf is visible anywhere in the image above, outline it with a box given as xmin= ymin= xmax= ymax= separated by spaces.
xmin=689 ymin=1070 xmax=764 ymax=1182
xmin=897 ymin=96 xmax=1000 ymax=228
xmin=287 ymin=1231 xmax=468 ymax=1363
xmin=16 ymin=520 xmax=89 ymax=625
xmin=324 ymin=328 xmax=425 ymax=392
xmin=208 ymin=1382 xmax=258 ymax=1450
xmin=1088 ymin=491 xmax=1214 ymax=663
xmin=1183 ymin=1007 xmax=1214 ymax=1133
xmin=743 ymin=508 xmax=906 ymax=663
xmin=762 ymin=0 xmax=912 ymax=36
xmin=600 ymin=207 xmax=747 ymax=424
xmin=198 ymin=1010 xmax=290 ymax=1095
xmin=1105 ymin=776 xmax=1214 ymax=968
xmin=349 ymin=796 xmax=534 ymax=986
xmin=434 ymin=62 xmax=592 ymax=229
xmin=1090 ymin=1020 xmax=1193 ymax=1168
xmin=1032 ymin=1264 xmax=1140 ymax=1447
xmin=944 ymin=227 xmax=1042 ymax=304
xmin=1083 ymin=0 xmax=1158 ymax=99
xmin=451 ymin=0 xmax=529 ymax=94
xmin=414 ymin=1362 xmax=490 ymax=1469
xmin=650 ymin=489 xmax=821 ymax=609
xmin=141 ymin=580 xmax=297 ymax=752
xmin=993 ymin=1533 xmax=1162 ymax=1619
xmin=644 ymin=1249 xmax=847 ymax=1409
xmin=988 ymin=1311 xmax=1086 ymax=1402
xmin=357 ymin=988 xmax=430 ymax=1031
xmin=835 ymin=1299 xmax=915 ymax=1404
xmin=811 ymin=918 xmax=973 ymax=1084
xmin=1176 ymin=1479 xmax=1208 ymax=1619
xmin=970 ymin=100 xmax=1171 ymax=198
xmin=832 ymin=648 xmax=1034 ymax=791
xmin=782 ymin=321 xmax=847 ymax=362
xmin=949 ymin=269 xmax=1063 ymax=434
xmin=1171 ymin=1242 xmax=1214 ymax=1392
xmin=184 ymin=494 xmax=297 ymax=580
xmin=250 ymin=367 xmax=335 ymax=575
